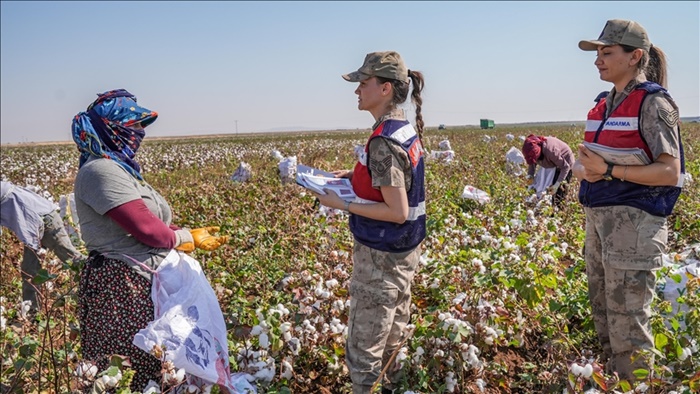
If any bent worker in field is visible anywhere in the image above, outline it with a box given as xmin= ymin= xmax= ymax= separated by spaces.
xmin=522 ymin=134 xmax=575 ymax=211
xmin=1 ymin=181 xmax=85 ymax=316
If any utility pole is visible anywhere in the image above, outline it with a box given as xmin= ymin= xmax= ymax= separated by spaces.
xmin=235 ymin=120 xmax=238 ymax=135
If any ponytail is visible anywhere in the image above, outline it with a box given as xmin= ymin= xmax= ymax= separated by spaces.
xmin=623 ymin=44 xmax=668 ymax=88
xmin=408 ymin=70 xmax=425 ymax=141
xmin=645 ymin=45 xmax=668 ymax=88
xmin=378 ymin=71 xmax=426 ymax=142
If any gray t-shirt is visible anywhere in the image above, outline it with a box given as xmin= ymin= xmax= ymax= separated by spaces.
xmin=74 ymin=157 xmax=173 ymax=280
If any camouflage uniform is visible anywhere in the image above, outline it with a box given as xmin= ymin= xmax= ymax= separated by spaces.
xmin=584 ymin=74 xmax=681 ymax=380
xmin=346 ymin=109 xmax=421 ymax=394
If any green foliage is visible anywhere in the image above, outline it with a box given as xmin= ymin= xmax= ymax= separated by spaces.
xmin=1 ymin=124 xmax=698 ymax=393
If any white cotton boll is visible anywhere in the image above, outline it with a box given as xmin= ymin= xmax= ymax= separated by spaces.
xmin=280 ymin=360 xmax=293 ymax=380
xmin=415 ymin=346 xmax=425 ymax=356
xmin=475 ymin=378 xmax=486 ymax=392
xmin=445 ymin=371 xmax=456 ymax=392
xmin=332 ymin=300 xmax=345 ymax=311
xmin=259 ymin=332 xmax=270 ymax=349
xmin=570 ymin=362 xmax=583 ymax=376
xmin=19 ymin=300 xmax=32 ymax=319
xmin=288 ymin=337 xmax=300 ymax=355
xmin=438 ymin=312 xmax=448 ymax=321
xmin=429 ymin=278 xmax=441 ymax=289
xmin=635 ymin=382 xmax=649 ymax=392
xmin=283 ymin=331 xmax=292 ymax=342
xmin=325 ymin=279 xmax=339 ymax=288
xmin=320 ymin=290 xmax=331 ymax=299
xmin=581 ymin=363 xmax=593 ymax=378
xmin=314 ymin=283 xmax=324 ymax=297
xmin=678 ymin=347 xmax=692 ymax=361
xmin=278 ymin=304 xmax=290 ymax=315
xmin=259 ymin=320 xmax=269 ymax=330
xmin=250 ymin=325 xmax=263 ymax=336
xmin=280 ymin=322 xmax=292 ymax=333
xmin=434 ymin=349 xmax=445 ymax=358
xmin=142 ymin=380 xmax=161 ymax=394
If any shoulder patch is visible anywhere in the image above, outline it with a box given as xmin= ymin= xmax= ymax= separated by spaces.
xmin=369 ymin=156 xmax=393 ymax=178
xmin=658 ymin=107 xmax=679 ymax=128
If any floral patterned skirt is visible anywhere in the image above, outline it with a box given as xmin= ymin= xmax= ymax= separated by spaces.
xmin=78 ymin=253 xmax=161 ymax=391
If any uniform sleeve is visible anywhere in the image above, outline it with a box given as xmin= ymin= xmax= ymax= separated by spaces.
xmin=640 ymin=93 xmax=681 ymax=161
xmin=367 ymin=137 xmax=411 ymax=190
xmin=75 ymin=159 xmax=142 ymax=215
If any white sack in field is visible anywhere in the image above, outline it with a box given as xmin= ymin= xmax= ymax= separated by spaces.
xmin=505 ymin=147 xmax=526 ymax=176
xmin=271 ymin=150 xmax=284 ymax=161
xmin=278 ymin=156 xmax=297 ymax=184
xmin=461 ymin=185 xmax=490 ymax=204
xmin=231 ymin=162 xmax=253 ymax=183
xmin=658 ymin=244 xmax=699 ymax=333
xmin=429 ymin=150 xmax=455 ymax=163
xmin=438 ymin=139 xmax=452 ymax=150
xmin=133 ymin=250 xmax=257 ymax=393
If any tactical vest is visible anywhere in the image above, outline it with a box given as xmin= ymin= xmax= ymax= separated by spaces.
xmin=579 ymin=82 xmax=685 ymax=217
xmin=350 ymin=119 xmax=426 ymax=253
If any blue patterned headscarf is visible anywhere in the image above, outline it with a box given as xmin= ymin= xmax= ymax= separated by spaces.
xmin=71 ymin=89 xmax=158 ymax=180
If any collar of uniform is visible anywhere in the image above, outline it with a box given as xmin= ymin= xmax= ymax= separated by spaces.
xmin=372 ymin=108 xmax=406 ymax=130
xmin=606 ymin=74 xmax=647 ymax=115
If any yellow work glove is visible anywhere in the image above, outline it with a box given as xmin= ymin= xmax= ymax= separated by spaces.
xmin=174 ymin=229 xmax=195 ymax=253
xmin=190 ymin=226 xmax=230 ymax=251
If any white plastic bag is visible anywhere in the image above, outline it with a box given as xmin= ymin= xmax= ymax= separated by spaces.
xmin=133 ymin=251 xmax=257 ymax=393
xmin=271 ymin=150 xmax=284 ymax=161
xmin=461 ymin=185 xmax=490 ymax=204
xmin=505 ymin=147 xmax=526 ymax=176
xmin=438 ymin=139 xmax=452 ymax=150
xmin=429 ymin=150 xmax=455 ymax=162
xmin=231 ymin=162 xmax=252 ymax=183
xmin=278 ymin=156 xmax=297 ymax=184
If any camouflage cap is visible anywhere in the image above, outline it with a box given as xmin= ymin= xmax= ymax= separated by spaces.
xmin=579 ymin=19 xmax=651 ymax=51
xmin=342 ymin=51 xmax=408 ymax=83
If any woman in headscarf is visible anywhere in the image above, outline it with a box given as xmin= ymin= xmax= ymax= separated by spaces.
xmin=71 ymin=89 xmax=228 ymax=391
xmin=522 ymin=134 xmax=575 ymax=210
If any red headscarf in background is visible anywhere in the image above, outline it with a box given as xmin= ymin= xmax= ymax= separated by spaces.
xmin=522 ymin=134 xmax=547 ymax=165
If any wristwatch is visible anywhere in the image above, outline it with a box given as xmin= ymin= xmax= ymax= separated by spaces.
xmin=603 ymin=163 xmax=614 ymax=181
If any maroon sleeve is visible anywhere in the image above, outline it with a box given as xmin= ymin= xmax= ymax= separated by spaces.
xmin=106 ymin=199 xmax=177 ymax=249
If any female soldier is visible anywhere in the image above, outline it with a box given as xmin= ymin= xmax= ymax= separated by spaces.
xmin=313 ymin=51 xmax=426 ymax=394
xmin=573 ymin=20 xmax=685 ymax=381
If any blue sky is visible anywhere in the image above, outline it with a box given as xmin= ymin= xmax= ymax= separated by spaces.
xmin=1 ymin=1 xmax=698 ymax=144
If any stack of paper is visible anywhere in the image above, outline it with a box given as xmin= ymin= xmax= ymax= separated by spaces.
xmin=296 ymin=165 xmax=356 ymax=201
xmin=583 ymin=142 xmax=651 ymax=165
